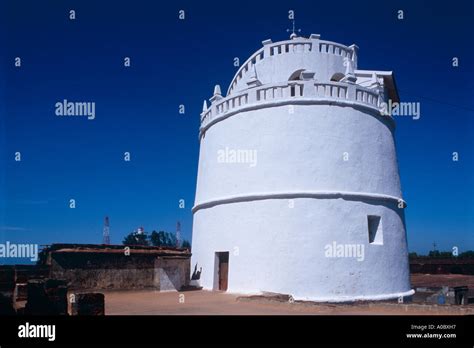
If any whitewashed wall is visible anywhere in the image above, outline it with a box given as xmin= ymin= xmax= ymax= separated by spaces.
xmin=192 ymin=36 xmax=413 ymax=302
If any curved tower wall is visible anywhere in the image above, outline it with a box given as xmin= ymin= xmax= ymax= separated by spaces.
xmin=191 ymin=34 xmax=412 ymax=301
xmin=227 ymin=36 xmax=358 ymax=96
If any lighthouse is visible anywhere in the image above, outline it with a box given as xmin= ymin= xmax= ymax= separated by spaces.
xmin=191 ymin=33 xmax=413 ymax=302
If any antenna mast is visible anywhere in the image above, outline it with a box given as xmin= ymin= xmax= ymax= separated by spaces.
xmin=103 ymin=216 xmax=110 ymax=245
xmin=176 ymin=221 xmax=181 ymax=248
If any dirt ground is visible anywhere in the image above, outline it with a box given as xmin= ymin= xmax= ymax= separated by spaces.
xmin=103 ymin=274 xmax=474 ymax=315
xmin=411 ymin=273 xmax=474 ymax=289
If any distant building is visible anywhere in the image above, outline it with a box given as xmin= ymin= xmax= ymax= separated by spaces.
xmin=40 ymin=244 xmax=191 ymax=291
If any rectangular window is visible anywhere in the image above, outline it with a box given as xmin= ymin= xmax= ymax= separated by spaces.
xmin=367 ymin=215 xmax=383 ymax=245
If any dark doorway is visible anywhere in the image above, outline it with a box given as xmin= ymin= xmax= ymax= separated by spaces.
xmin=215 ymin=252 xmax=229 ymax=291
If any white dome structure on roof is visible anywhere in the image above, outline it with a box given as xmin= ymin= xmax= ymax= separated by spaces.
xmin=191 ymin=33 xmax=413 ymax=302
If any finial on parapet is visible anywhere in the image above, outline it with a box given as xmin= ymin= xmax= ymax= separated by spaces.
xmin=349 ymin=44 xmax=359 ymax=69
xmin=209 ymin=84 xmax=223 ymax=103
xmin=370 ymin=72 xmax=384 ymax=100
xmin=341 ymin=58 xmax=357 ymax=83
xmin=370 ymin=72 xmax=379 ymax=88
xmin=246 ymin=65 xmax=262 ymax=87
xmin=213 ymin=84 xmax=221 ymax=96
xmin=202 ymin=100 xmax=208 ymax=112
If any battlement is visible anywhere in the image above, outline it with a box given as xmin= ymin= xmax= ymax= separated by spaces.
xmin=227 ymin=35 xmax=358 ymax=96
xmin=201 ymin=80 xmax=391 ymax=136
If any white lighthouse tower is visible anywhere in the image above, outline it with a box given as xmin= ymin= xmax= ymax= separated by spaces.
xmin=191 ymin=33 xmax=413 ymax=302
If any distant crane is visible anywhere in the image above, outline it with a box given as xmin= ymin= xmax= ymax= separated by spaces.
xmin=103 ymin=216 xmax=110 ymax=245
xmin=176 ymin=221 xmax=181 ymax=248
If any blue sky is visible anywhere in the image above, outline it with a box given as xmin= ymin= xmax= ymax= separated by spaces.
xmin=0 ymin=0 xmax=473 ymax=263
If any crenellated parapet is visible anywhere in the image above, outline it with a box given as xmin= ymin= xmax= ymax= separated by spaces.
xmin=201 ymin=34 xmax=399 ymax=138
xmin=200 ymin=80 xmax=392 ymax=136
xmin=226 ymin=34 xmax=358 ymax=96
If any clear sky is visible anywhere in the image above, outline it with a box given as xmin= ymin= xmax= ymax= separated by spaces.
xmin=0 ymin=0 xmax=473 ymax=264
